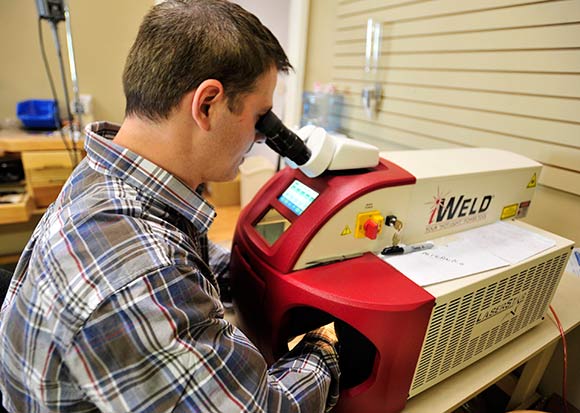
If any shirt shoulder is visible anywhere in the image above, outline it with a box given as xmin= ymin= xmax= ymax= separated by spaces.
xmin=29 ymin=164 xmax=207 ymax=346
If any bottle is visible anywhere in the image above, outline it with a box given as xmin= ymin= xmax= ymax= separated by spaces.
xmin=301 ymin=82 xmax=326 ymax=128
xmin=324 ymin=84 xmax=343 ymax=132
xmin=300 ymin=83 xmax=343 ymax=132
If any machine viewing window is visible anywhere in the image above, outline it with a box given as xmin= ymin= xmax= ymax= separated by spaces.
xmin=278 ymin=180 xmax=319 ymax=216
xmin=254 ymin=208 xmax=291 ymax=246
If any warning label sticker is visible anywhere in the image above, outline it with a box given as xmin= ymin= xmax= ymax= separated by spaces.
xmin=341 ymin=225 xmax=352 ymax=236
xmin=527 ymin=173 xmax=537 ymax=188
xmin=516 ymin=201 xmax=531 ymax=219
xmin=501 ymin=204 xmax=518 ymax=220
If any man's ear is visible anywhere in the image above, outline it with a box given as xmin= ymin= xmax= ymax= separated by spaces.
xmin=191 ymin=79 xmax=225 ymax=131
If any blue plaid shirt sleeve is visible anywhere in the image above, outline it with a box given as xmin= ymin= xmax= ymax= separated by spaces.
xmin=0 ymin=122 xmax=340 ymax=413
xmin=65 ymin=263 xmax=339 ymax=412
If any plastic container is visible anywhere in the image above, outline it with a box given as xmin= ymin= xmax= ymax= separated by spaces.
xmin=240 ymin=156 xmax=276 ymax=207
xmin=16 ymin=99 xmax=59 ymax=130
xmin=301 ymin=91 xmax=344 ymax=132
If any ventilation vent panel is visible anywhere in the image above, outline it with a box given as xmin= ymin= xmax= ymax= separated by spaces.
xmin=409 ymin=252 xmax=568 ymax=396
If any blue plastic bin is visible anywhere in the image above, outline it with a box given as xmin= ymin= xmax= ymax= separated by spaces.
xmin=16 ymin=99 xmax=59 ymax=130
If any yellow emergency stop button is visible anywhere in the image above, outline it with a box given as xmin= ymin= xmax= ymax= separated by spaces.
xmin=355 ymin=211 xmax=384 ymax=239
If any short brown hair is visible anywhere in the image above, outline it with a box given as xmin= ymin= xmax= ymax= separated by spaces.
xmin=123 ymin=0 xmax=292 ymax=120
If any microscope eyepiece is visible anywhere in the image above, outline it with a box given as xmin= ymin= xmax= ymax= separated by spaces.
xmin=256 ymin=110 xmax=311 ymax=166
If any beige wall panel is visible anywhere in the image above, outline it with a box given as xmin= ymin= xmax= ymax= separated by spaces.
xmin=523 ymin=185 xmax=580 ymax=243
xmin=343 ymin=108 xmax=577 ymax=193
xmin=304 ymin=0 xmax=339 ymax=90
xmin=336 ymin=92 xmax=580 ymax=148
xmin=334 ymin=68 xmax=580 ymax=98
xmin=337 ymin=0 xmax=580 ymax=40
xmin=338 ymin=0 xmax=424 ymax=17
xmin=334 ymin=24 xmax=580 ymax=54
xmin=67 ymin=1 xmax=151 ymax=123
xmin=332 ymin=81 xmax=580 ymax=123
xmin=0 ymin=1 xmax=151 ymax=124
xmin=341 ymin=106 xmax=580 ymax=175
xmin=337 ymin=0 xmax=540 ymax=29
xmin=334 ymin=50 xmax=580 ymax=72
xmin=353 ymin=130 xmax=417 ymax=151
xmin=340 ymin=116 xmax=463 ymax=149
xmin=539 ymin=165 xmax=580 ymax=195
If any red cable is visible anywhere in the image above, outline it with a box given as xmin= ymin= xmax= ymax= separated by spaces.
xmin=549 ymin=304 xmax=569 ymax=413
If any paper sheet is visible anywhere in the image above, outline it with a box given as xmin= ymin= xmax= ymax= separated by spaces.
xmin=456 ymin=221 xmax=556 ymax=265
xmin=381 ymin=221 xmax=556 ymax=287
xmin=566 ymin=248 xmax=580 ymax=278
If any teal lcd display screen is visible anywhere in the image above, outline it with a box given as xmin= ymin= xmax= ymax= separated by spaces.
xmin=278 ymin=180 xmax=319 ymax=216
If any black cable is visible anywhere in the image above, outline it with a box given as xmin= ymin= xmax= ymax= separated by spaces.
xmin=37 ymin=17 xmax=77 ymax=167
xmin=37 ymin=18 xmax=61 ymax=130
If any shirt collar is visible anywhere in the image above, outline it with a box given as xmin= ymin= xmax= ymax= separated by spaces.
xmin=83 ymin=121 xmax=216 ymax=234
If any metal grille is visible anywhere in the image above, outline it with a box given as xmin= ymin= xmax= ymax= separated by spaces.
xmin=410 ymin=252 xmax=568 ymax=395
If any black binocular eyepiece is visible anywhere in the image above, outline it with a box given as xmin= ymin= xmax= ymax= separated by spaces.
xmin=256 ymin=110 xmax=311 ymax=166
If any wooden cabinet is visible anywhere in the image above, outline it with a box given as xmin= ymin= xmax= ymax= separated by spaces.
xmin=0 ymin=131 xmax=83 ymax=263
xmin=0 ymin=192 xmax=34 ymax=225
xmin=21 ymin=150 xmax=81 ymax=208
xmin=0 ymin=130 xmax=83 ymax=217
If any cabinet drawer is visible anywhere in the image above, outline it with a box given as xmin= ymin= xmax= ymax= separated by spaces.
xmin=21 ymin=150 xmax=75 ymax=186
xmin=0 ymin=192 xmax=34 ymax=225
xmin=21 ymin=150 xmax=83 ymax=207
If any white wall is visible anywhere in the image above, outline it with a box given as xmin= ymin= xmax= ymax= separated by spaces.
xmin=234 ymin=0 xmax=289 ymax=51
xmin=235 ymin=0 xmax=292 ymax=168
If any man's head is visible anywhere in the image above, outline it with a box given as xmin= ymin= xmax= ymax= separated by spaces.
xmin=123 ymin=0 xmax=292 ymax=121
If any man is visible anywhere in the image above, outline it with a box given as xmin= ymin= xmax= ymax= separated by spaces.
xmin=0 ymin=1 xmax=340 ymax=412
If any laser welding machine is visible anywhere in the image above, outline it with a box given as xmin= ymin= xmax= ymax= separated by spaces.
xmin=231 ymin=113 xmax=574 ymax=413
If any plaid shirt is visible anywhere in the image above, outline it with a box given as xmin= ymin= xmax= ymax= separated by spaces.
xmin=0 ymin=122 xmax=339 ymax=413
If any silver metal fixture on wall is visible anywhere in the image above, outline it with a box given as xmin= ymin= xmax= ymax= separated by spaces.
xmin=362 ymin=18 xmax=382 ymax=119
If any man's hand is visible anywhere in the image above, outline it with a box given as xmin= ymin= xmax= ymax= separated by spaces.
xmin=288 ymin=322 xmax=338 ymax=350
xmin=313 ymin=322 xmax=337 ymax=346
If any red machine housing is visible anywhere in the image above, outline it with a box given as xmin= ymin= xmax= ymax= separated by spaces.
xmin=230 ymin=160 xmax=435 ymax=413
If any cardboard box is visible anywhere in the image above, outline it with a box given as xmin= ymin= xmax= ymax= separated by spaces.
xmin=207 ymin=175 xmax=240 ymax=206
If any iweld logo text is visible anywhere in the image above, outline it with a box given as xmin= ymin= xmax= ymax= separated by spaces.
xmin=425 ymin=188 xmax=493 ymax=233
